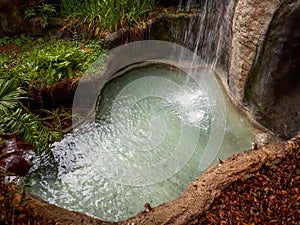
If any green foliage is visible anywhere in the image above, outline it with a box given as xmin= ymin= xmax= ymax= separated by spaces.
xmin=0 ymin=79 xmax=62 ymax=158
xmin=0 ymin=37 xmax=9 ymax=46
xmin=0 ymin=36 xmax=106 ymax=161
xmin=0 ymin=78 xmax=25 ymax=113
xmin=0 ymin=35 xmax=33 ymax=47
xmin=0 ymin=38 xmax=105 ymax=89
xmin=0 ymin=108 xmax=61 ymax=156
xmin=13 ymin=34 xmax=34 ymax=47
xmin=24 ymin=3 xmax=57 ymax=28
xmin=60 ymin=0 xmax=156 ymax=38
xmin=178 ymin=13 xmax=189 ymax=18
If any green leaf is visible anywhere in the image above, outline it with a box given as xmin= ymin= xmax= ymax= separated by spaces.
xmin=0 ymin=79 xmax=26 ymax=113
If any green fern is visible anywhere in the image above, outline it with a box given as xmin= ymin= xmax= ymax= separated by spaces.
xmin=0 ymin=79 xmax=62 ymax=159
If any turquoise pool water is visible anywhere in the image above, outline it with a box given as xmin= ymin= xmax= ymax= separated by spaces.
xmin=28 ymin=63 xmax=255 ymax=222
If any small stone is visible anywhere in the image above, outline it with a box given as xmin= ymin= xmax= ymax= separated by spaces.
xmin=144 ymin=203 xmax=152 ymax=212
xmin=252 ymin=142 xmax=258 ymax=150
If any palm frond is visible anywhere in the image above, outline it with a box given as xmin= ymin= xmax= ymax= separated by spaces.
xmin=0 ymin=79 xmax=26 ymax=113
xmin=0 ymin=79 xmax=62 ymax=161
xmin=0 ymin=108 xmax=62 ymax=158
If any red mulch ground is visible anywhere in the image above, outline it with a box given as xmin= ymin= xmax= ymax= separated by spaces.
xmin=197 ymin=148 xmax=300 ymax=224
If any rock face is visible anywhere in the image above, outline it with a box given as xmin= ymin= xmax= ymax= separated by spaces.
xmin=243 ymin=0 xmax=300 ymax=138
xmin=150 ymin=0 xmax=235 ymax=82
xmin=221 ymin=0 xmax=300 ymax=138
xmin=229 ymin=0 xmax=281 ymax=101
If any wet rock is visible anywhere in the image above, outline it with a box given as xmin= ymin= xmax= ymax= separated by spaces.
xmin=149 ymin=1 xmax=235 ymax=94
xmin=0 ymin=154 xmax=32 ymax=176
xmin=0 ymin=136 xmax=34 ymax=176
xmin=254 ymin=132 xmax=277 ymax=146
xmin=149 ymin=14 xmax=190 ymax=44
xmin=0 ymin=138 xmax=34 ymax=155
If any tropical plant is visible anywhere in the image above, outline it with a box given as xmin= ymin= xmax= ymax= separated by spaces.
xmin=0 ymin=79 xmax=62 ymax=158
xmin=0 ymin=79 xmax=25 ymax=112
xmin=12 ymin=34 xmax=34 ymax=47
xmin=0 ymin=37 xmax=106 ymax=160
xmin=60 ymin=0 xmax=156 ymax=39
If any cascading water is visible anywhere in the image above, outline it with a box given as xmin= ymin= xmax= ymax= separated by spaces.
xmin=28 ymin=1 xmax=257 ymax=222
xmin=180 ymin=0 xmax=234 ymax=78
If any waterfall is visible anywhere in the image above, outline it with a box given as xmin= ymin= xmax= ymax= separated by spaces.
xmin=173 ymin=0 xmax=236 ymax=170
xmin=176 ymin=0 xmax=235 ymax=79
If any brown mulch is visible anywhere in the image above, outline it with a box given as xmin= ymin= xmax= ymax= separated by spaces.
xmin=0 ymin=180 xmax=30 ymax=224
xmin=197 ymin=147 xmax=300 ymax=225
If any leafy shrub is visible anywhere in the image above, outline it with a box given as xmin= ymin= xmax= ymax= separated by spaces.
xmin=0 ymin=39 xmax=106 ymax=89
xmin=0 ymin=35 xmax=33 ymax=47
xmin=0 ymin=37 xmax=106 ymax=160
